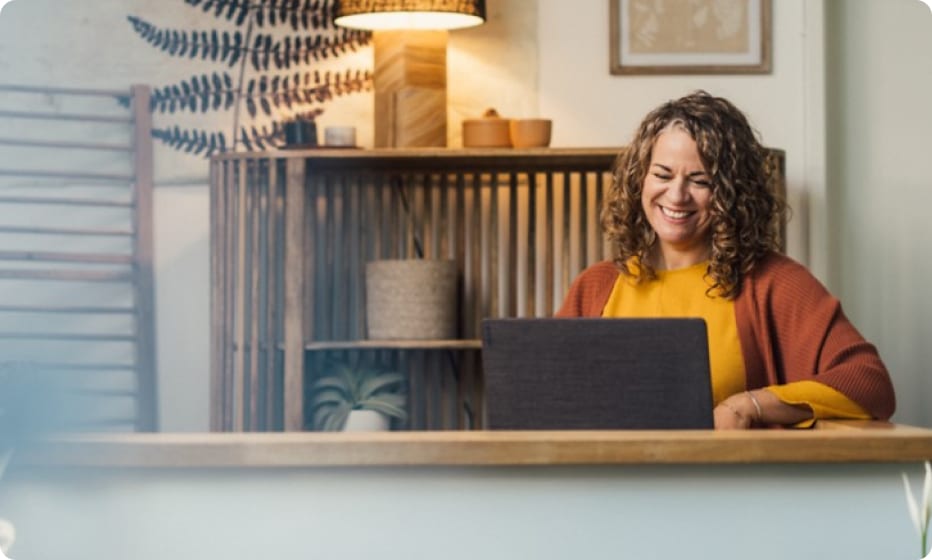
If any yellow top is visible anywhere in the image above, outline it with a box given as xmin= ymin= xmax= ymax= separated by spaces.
xmin=601 ymin=261 xmax=870 ymax=424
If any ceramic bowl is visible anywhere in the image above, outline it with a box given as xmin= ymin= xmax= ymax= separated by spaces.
xmin=462 ymin=117 xmax=511 ymax=148
xmin=509 ymin=119 xmax=552 ymax=148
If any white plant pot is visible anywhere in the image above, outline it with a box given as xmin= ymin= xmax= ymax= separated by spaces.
xmin=343 ymin=409 xmax=390 ymax=432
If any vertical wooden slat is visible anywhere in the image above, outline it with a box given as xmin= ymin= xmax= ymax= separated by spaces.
xmin=568 ymin=171 xmax=583 ymax=280
xmin=223 ymin=162 xmax=238 ymax=431
xmin=247 ymin=162 xmax=262 ymax=431
xmin=430 ymin=175 xmax=442 ymax=260
xmin=601 ymin=171 xmax=613 ymax=260
xmin=209 ymin=159 xmax=225 ymax=431
xmin=361 ymin=176 xmax=377 ymax=338
xmin=382 ymin=177 xmax=394 ymax=259
xmin=586 ymin=171 xmax=600 ymax=267
xmin=283 ymin=158 xmax=307 ymax=431
xmin=479 ymin=173 xmax=492 ymax=320
xmin=515 ymin=173 xmax=530 ymax=318
xmin=232 ymin=160 xmax=249 ymax=431
xmin=463 ymin=173 xmax=478 ymax=338
xmin=551 ymin=171 xmax=566 ymax=314
xmin=129 ymin=84 xmax=158 ymax=431
xmin=347 ymin=174 xmax=361 ymax=339
xmin=330 ymin=174 xmax=345 ymax=339
xmin=414 ymin=174 xmax=428 ymax=259
xmin=496 ymin=173 xmax=511 ymax=317
xmin=534 ymin=172 xmax=548 ymax=318
xmin=263 ymin=159 xmax=279 ymax=430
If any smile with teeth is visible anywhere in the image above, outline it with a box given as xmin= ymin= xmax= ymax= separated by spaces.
xmin=660 ymin=206 xmax=694 ymax=219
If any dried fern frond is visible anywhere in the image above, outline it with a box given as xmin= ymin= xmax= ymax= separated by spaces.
xmin=152 ymin=125 xmax=229 ymax=156
xmin=147 ymin=72 xmax=236 ymax=114
xmin=127 ymin=16 xmax=247 ymax=67
xmin=184 ymin=0 xmax=340 ymax=31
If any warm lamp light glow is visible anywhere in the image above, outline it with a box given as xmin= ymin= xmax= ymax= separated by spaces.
xmin=334 ymin=0 xmax=486 ymax=30
xmin=335 ymin=11 xmax=483 ymax=30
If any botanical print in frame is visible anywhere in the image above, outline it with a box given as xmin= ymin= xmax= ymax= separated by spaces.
xmin=610 ymin=0 xmax=772 ymax=75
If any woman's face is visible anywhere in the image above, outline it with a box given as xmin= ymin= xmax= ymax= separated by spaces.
xmin=640 ymin=127 xmax=714 ymax=268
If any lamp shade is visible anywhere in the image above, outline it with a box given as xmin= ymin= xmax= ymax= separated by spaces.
xmin=334 ymin=0 xmax=486 ymax=30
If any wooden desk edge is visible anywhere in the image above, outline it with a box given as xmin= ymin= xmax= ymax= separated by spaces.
xmin=12 ymin=421 xmax=932 ymax=469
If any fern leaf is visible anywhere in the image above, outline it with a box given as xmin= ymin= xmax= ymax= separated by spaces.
xmin=185 ymin=0 xmax=253 ymax=25
xmin=152 ymin=125 xmax=228 ymax=157
xmin=149 ymin=73 xmax=236 ymax=115
xmin=238 ymin=125 xmax=283 ymax=152
xmin=126 ymin=16 xmax=247 ymax=66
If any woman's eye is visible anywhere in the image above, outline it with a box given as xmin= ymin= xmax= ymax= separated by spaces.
xmin=652 ymin=173 xmax=672 ymax=180
xmin=692 ymin=179 xmax=711 ymax=187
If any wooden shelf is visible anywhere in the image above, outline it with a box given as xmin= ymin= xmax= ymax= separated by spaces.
xmin=302 ymin=339 xmax=482 ymax=351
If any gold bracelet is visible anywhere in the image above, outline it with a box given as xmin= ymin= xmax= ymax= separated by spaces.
xmin=745 ymin=390 xmax=763 ymax=422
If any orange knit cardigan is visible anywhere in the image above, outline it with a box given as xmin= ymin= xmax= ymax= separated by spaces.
xmin=555 ymin=253 xmax=896 ymax=420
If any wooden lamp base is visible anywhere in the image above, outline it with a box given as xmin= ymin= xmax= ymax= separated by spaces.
xmin=373 ymin=30 xmax=448 ymax=148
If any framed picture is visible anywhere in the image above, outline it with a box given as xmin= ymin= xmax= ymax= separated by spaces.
xmin=610 ymin=0 xmax=772 ymax=75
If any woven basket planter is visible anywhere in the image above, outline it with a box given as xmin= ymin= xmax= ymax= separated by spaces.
xmin=365 ymin=259 xmax=457 ymax=340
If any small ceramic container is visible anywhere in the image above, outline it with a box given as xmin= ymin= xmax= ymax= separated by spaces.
xmin=462 ymin=108 xmax=511 ymax=148
xmin=509 ymin=119 xmax=552 ymax=148
xmin=324 ymin=126 xmax=356 ymax=147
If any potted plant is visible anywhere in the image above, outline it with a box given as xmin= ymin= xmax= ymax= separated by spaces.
xmin=310 ymin=360 xmax=408 ymax=431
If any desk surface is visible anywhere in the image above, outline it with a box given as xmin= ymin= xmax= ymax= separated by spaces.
xmin=15 ymin=421 xmax=932 ymax=468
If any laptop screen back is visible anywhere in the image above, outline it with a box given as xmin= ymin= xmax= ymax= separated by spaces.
xmin=481 ymin=318 xmax=714 ymax=430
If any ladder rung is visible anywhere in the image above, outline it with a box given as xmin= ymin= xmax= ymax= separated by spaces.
xmin=0 ymin=250 xmax=133 ymax=265
xmin=0 ymin=269 xmax=133 ymax=282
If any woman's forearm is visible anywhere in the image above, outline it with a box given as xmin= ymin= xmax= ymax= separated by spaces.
xmin=715 ymin=389 xmax=812 ymax=429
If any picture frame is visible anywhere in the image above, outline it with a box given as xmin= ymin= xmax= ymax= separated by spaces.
xmin=610 ymin=0 xmax=772 ymax=75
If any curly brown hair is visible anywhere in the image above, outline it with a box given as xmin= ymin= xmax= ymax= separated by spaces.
xmin=602 ymin=90 xmax=786 ymax=299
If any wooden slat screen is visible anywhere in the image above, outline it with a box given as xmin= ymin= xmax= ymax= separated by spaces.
xmin=210 ymin=148 xmax=785 ymax=432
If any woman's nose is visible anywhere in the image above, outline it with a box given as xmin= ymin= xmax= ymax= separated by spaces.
xmin=666 ymin=177 xmax=690 ymax=203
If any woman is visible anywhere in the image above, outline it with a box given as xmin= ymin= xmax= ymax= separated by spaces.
xmin=557 ymin=91 xmax=895 ymax=429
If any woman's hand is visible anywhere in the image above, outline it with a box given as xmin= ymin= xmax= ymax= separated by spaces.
xmin=714 ymin=393 xmax=756 ymax=429
xmin=714 ymin=389 xmax=815 ymax=429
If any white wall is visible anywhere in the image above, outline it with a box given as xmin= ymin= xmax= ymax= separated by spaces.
xmin=537 ymin=0 xmax=826 ymax=269
xmin=826 ymin=0 xmax=932 ymax=426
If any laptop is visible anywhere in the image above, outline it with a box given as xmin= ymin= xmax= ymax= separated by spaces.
xmin=481 ymin=318 xmax=714 ymax=430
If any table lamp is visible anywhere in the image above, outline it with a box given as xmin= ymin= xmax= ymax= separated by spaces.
xmin=334 ymin=0 xmax=486 ymax=148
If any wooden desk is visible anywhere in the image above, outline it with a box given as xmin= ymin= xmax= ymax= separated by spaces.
xmin=16 ymin=421 xmax=932 ymax=467
xmin=2 ymin=423 xmax=927 ymax=559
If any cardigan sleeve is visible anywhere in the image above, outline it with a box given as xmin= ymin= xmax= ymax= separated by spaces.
xmin=554 ymin=261 xmax=619 ymax=318
xmin=741 ymin=255 xmax=896 ymax=420
xmin=765 ymin=380 xmax=872 ymax=428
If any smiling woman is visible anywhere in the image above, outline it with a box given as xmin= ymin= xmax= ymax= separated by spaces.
xmin=557 ymin=90 xmax=896 ymax=430
xmin=639 ymin=127 xmax=714 ymax=270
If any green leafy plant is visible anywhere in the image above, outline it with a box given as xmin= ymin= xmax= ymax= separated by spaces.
xmin=310 ymin=361 xmax=407 ymax=431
